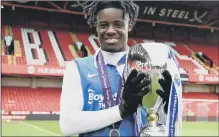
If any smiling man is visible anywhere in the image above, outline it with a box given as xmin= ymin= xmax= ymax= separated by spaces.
xmin=96 ymin=8 xmax=130 ymax=52
xmin=59 ymin=1 xmax=181 ymax=137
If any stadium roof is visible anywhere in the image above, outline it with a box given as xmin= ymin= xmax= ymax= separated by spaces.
xmin=1 ymin=1 xmax=219 ymax=30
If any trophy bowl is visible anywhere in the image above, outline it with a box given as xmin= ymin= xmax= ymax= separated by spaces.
xmin=125 ymin=44 xmax=167 ymax=136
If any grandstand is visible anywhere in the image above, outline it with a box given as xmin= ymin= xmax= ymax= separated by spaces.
xmin=1 ymin=1 xmax=219 ymax=136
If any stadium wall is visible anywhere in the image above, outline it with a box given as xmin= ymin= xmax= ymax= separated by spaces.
xmin=183 ymin=84 xmax=211 ymax=93
xmin=2 ymin=76 xmax=62 ymax=88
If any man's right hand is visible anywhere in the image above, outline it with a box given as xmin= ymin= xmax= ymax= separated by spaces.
xmin=119 ymin=69 xmax=151 ymax=119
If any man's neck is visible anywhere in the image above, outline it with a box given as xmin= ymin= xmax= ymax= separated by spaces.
xmin=101 ymin=50 xmax=126 ymax=66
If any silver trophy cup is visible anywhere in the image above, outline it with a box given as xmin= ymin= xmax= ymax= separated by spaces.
xmin=125 ymin=44 xmax=167 ymax=136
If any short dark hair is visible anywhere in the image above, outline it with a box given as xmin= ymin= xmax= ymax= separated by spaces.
xmin=84 ymin=1 xmax=139 ymax=29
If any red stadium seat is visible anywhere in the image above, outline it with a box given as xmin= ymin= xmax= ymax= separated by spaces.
xmin=178 ymin=59 xmax=199 ymax=74
xmin=173 ymin=43 xmax=192 ymax=57
xmin=186 ymin=43 xmax=219 ymax=66
xmin=1 ymin=25 xmax=217 ymax=76
xmin=3 ymin=86 xmax=218 ymax=113
xmin=2 ymin=87 xmax=61 ymax=112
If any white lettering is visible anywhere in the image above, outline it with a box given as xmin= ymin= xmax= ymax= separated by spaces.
xmin=143 ymin=6 xmax=156 ymax=15
xmin=99 ymin=103 xmax=106 ymax=109
xmin=100 ymin=95 xmax=104 ymax=102
xmin=184 ymin=12 xmax=189 ymax=19
xmin=32 ymin=111 xmax=41 ymax=114
xmin=143 ymin=6 xmax=148 ymax=15
xmin=159 ymin=8 xmax=166 ymax=16
xmin=88 ymin=89 xmax=116 ymax=105
xmin=89 ymin=93 xmax=94 ymax=101
xmin=166 ymin=9 xmax=173 ymax=17
xmin=94 ymin=94 xmax=100 ymax=101
xmin=206 ymin=76 xmax=219 ymax=82
xmin=11 ymin=111 xmax=30 ymax=115
xmin=178 ymin=10 xmax=185 ymax=19
xmin=148 ymin=7 xmax=156 ymax=15
xmin=37 ymin=68 xmax=64 ymax=75
xmin=88 ymin=93 xmax=104 ymax=103
xmin=21 ymin=28 xmax=47 ymax=66
xmin=158 ymin=9 xmax=191 ymax=20
xmin=136 ymin=61 xmax=142 ymax=67
xmin=172 ymin=10 xmax=179 ymax=18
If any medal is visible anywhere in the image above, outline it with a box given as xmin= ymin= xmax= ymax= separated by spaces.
xmin=109 ymin=129 xmax=120 ymax=137
xmin=109 ymin=121 xmax=121 ymax=137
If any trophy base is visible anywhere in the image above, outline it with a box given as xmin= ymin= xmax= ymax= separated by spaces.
xmin=139 ymin=124 xmax=166 ymax=137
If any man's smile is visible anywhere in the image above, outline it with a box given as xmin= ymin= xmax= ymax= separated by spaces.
xmin=104 ymin=38 xmax=120 ymax=44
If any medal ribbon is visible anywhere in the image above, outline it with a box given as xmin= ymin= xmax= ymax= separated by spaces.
xmin=96 ymin=51 xmax=125 ymax=108
xmin=96 ymin=51 xmax=125 ymax=136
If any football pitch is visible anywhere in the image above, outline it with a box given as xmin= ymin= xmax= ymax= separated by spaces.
xmin=2 ymin=120 xmax=219 ymax=136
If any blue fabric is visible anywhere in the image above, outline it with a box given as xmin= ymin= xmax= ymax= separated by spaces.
xmin=168 ymin=83 xmax=179 ymax=136
xmin=74 ymin=56 xmax=146 ymax=136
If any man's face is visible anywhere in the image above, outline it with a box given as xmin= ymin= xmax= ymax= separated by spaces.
xmin=96 ymin=8 xmax=131 ymax=52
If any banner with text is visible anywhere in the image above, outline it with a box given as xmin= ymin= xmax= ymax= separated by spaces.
xmin=2 ymin=64 xmax=65 ymax=77
xmin=189 ymin=74 xmax=219 ymax=84
xmin=136 ymin=2 xmax=210 ymax=25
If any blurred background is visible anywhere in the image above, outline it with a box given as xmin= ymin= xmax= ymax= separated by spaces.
xmin=1 ymin=1 xmax=219 ymax=136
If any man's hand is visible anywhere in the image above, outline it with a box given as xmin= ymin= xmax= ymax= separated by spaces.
xmin=119 ymin=69 xmax=151 ymax=119
xmin=156 ymin=70 xmax=172 ymax=114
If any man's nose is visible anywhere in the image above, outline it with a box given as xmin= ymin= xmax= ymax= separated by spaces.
xmin=106 ymin=25 xmax=116 ymax=35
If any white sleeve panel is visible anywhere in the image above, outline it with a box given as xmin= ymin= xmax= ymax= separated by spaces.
xmin=59 ymin=61 xmax=122 ymax=136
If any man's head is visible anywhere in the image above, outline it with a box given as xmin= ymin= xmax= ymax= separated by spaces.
xmin=84 ymin=1 xmax=139 ymax=52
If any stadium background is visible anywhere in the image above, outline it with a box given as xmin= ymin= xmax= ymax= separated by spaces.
xmin=1 ymin=1 xmax=218 ymax=136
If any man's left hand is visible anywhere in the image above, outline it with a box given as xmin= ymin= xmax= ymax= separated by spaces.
xmin=156 ymin=70 xmax=172 ymax=114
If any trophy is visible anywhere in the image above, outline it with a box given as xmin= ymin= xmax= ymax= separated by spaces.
xmin=125 ymin=44 xmax=167 ymax=136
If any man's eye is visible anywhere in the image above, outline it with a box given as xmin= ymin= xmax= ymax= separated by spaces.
xmin=115 ymin=23 xmax=124 ymax=28
xmin=99 ymin=24 xmax=108 ymax=28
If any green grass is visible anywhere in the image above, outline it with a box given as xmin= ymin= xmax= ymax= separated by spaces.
xmin=2 ymin=120 xmax=218 ymax=136
xmin=181 ymin=121 xmax=218 ymax=136
xmin=2 ymin=120 xmax=62 ymax=136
